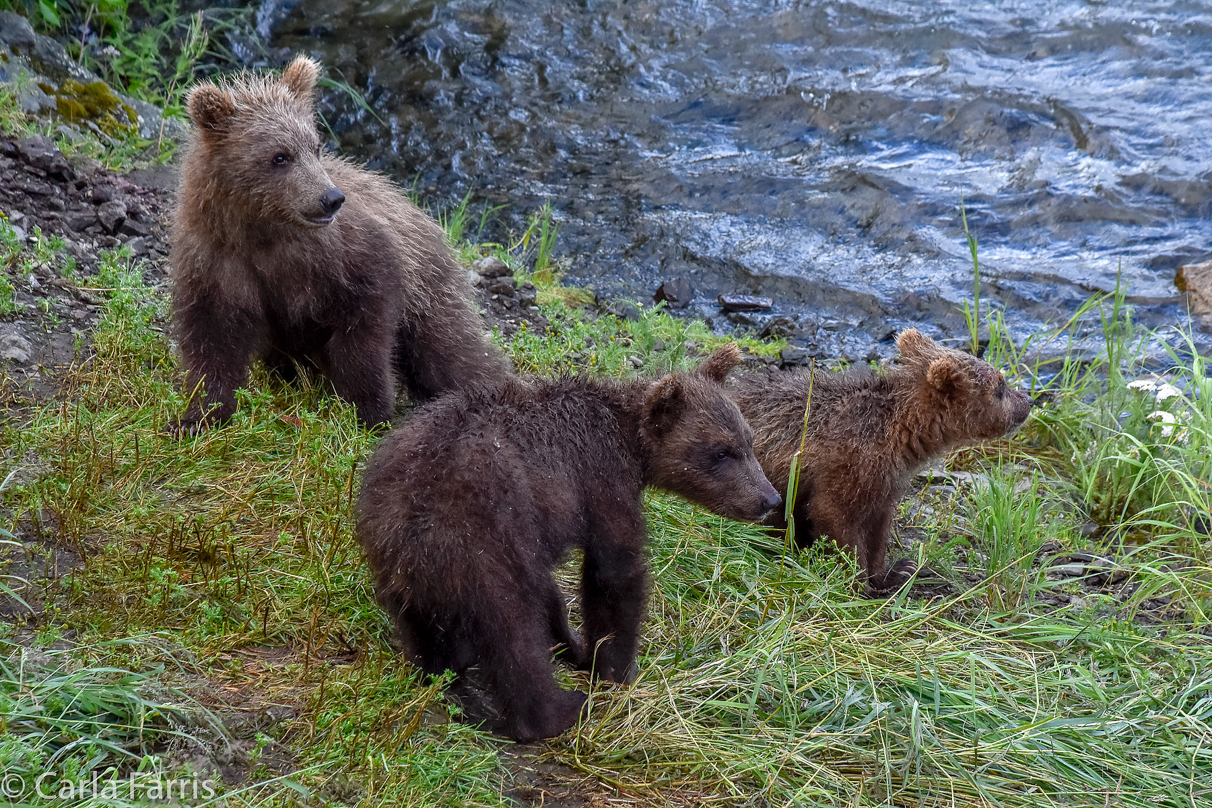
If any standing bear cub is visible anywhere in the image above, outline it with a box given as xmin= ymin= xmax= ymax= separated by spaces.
xmin=170 ymin=56 xmax=509 ymax=432
xmin=357 ymin=345 xmax=781 ymax=742
xmin=731 ymin=329 xmax=1033 ymax=593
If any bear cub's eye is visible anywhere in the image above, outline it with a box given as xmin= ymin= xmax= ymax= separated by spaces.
xmin=995 ymin=378 xmax=1008 ymax=398
xmin=272 ymin=153 xmax=292 ymax=167
xmin=713 ymin=447 xmax=735 ymax=464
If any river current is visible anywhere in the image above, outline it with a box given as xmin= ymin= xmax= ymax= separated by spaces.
xmin=237 ymin=0 xmax=1212 ymax=361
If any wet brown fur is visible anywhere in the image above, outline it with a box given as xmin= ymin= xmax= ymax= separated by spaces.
xmin=170 ymin=56 xmax=509 ymax=431
xmin=731 ymin=329 xmax=1033 ymax=593
xmin=357 ymin=345 xmax=781 ymax=742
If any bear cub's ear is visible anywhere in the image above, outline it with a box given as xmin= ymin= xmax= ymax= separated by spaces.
xmin=896 ymin=328 xmax=938 ymax=360
xmin=926 ymin=356 xmax=968 ymax=395
xmin=188 ymin=85 xmax=237 ymax=133
xmin=644 ymin=375 xmax=685 ymax=435
xmin=696 ymin=343 xmax=743 ymax=383
xmin=281 ymin=55 xmax=321 ymax=100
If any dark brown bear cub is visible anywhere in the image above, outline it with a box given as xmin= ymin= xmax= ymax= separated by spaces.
xmin=731 ymin=329 xmax=1033 ymax=593
xmin=170 ymin=56 xmax=509 ymax=432
xmin=357 ymin=345 xmax=781 ymax=742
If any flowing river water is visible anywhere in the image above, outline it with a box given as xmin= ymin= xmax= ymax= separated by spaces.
xmin=231 ymin=0 xmax=1212 ymax=362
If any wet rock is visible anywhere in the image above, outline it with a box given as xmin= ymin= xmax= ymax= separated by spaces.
xmin=627 ymin=355 xmax=643 ymax=369
xmin=1176 ymin=260 xmax=1212 ymax=318
xmin=486 ymin=276 xmax=517 ymax=297
xmin=0 ymin=326 xmax=33 ymax=364
xmin=779 ymin=346 xmax=810 ymax=366
xmin=653 ymin=277 xmax=692 ymax=309
xmin=472 ymin=256 xmax=511 ymax=278
xmin=14 ymin=136 xmax=74 ymax=181
xmin=760 ymin=316 xmax=798 ymax=340
xmin=96 ymin=200 xmax=127 ymax=234
xmin=718 ymin=293 xmax=773 ymax=313
xmin=726 ymin=310 xmax=764 ymax=328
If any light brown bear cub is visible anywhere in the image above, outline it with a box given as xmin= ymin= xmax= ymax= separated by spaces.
xmin=357 ymin=346 xmax=781 ymax=742
xmin=170 ymin=56 xmax=509 ymax=432
xmin=731 ymin=329 xmax=1033 ymax=593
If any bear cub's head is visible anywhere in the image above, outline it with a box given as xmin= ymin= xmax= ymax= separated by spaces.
xmin=642 ymin=345 xmax=782 ymax=522
xmin=896 ymin=329 xmax=1034 ymax=441
xmin=185 ymin=56 xmax=346 ymax=229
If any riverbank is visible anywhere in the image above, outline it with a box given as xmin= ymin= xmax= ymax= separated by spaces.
xmin=2 ymin=15 xmax=1211 ymax=808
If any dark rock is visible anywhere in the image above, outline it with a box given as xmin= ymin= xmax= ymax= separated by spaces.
xmin=862 ymin=319 xmax=897 ymax=342
xmin=779 ymin=346 xmax=810 ymax=366
xmin=14 ymin=136 xmax=74 ymax=181
xmin=486 ymin=276 xmax=517 ymax=297
xmin=653 ymin=277 xmax=693 ymax=309
xmin=90 ymin=185 xmax=115 ymax=204
xmin=607 ymin=301 xmax=641 ymax=322
xmin=1078 ymin=521 xmax=1101 ymax=539
xmin=517 ymin=282 xmax=538 ymax=308
xmin=725 ymin=310 xmax=763 ymax=328
xmin=760 ymin=316 xmax=798 ymax=340
xmin=12 ymin=177 xmax=53 ymax=196
xmin=118 ymin=217 xmax=150 ymax=238
xmin=471 ymin=256 xmax=511 ymax=278
xmin=96 ymin=200 xmax=126 ymax=234
xmin=718 ymin=293 xmax=773 ymax=313
xmin=67 ymin=211 xmax=96 ymax=232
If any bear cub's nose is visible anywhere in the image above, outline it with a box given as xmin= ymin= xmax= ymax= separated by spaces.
xmin=320 ymin=187 xmax=345 ymax=216
xmin=761 ymin=490 xmax=782 ymax=514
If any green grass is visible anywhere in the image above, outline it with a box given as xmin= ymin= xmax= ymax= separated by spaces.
xmin=0 ymin=64 xmax=1211 ymax=802
xmin=0 ymin=207 xmax=1209 ymax=806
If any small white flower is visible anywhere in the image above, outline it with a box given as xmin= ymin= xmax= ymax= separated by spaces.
xmin=1147 ymin=410 xmax=1178 ymax=438
xmin=1128 ymin=378 xmax=1183 ymax=401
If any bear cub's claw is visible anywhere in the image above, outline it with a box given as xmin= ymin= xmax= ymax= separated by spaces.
xmin=866 ymin=558 xmax=920 ymax=596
